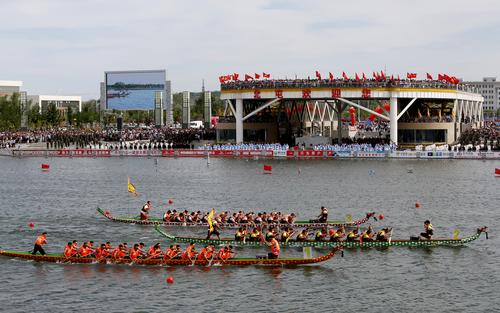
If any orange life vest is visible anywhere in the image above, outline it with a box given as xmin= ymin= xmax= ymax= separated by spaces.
xmin=35 ymin=235 xmax=46 ymax=246
xmin=270 ymin=239 xmax=280 ymax=256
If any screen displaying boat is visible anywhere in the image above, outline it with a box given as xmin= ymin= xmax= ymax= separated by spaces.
xmin=105 ymin=70 xmax=165 ymax=110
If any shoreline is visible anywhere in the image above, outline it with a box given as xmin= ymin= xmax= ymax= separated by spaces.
xmin=4 ymin=148 xmax=500 ymax=160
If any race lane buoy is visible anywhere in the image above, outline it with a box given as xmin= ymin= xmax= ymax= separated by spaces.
xmin=166 ymin=276 xmax=174 ymax=284
xmin=415 ymin=201 xmax=420 ymax=208
xmin=28 ymin=222 xmax=35 ymax=229
xmin=41 ymin=164 xmax=49 ymax=171
xmin=378 ymin=214 xmax=384 ymax=220
xmin=168 ymin=199 xmax=173 ymax=205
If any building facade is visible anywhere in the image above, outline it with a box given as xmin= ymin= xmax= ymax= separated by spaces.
xmin=0 ymin=80 xmax=22 ymax=97
xmin=465 ymin=77 xmax=500 ymax=112
xmin=28 ymin=95 xmax=82 ymax=113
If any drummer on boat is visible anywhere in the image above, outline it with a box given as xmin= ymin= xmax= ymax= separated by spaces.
xmin=312 ymin=206 xmax=328 ymax=223
xmin=420 ymin=220 xmax=433 ymax=240
xmin=32 ymin=232 xmax=47 ymax=255
xmin=140 ymin=201 xmax=152 ymax=220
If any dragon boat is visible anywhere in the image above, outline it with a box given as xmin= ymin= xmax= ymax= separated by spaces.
xmin=0 ymin=247 xmax=342 ymax=267
xmin=96 ymin=208 xmax=377 ymax=228
xmin=155 ymin=225 xmax=488 ymax=249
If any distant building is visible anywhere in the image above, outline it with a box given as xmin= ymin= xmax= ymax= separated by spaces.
xmin=28 ymin=95 xmax=82 ymax=113
xmin=465 ymin=77 xmax=500 ymax=111
xmin=0 ymin=80 xmax=22 ymax=97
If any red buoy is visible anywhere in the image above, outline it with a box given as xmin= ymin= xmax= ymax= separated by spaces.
xmin=41 ymin=164 xmax=49 ymax=170
xmin=166 ymin=276 xmax=174 ymax=284
xmin=28 ymin=222 xmax=35 ymax=229
xmin=378 ymin=214 xmax=384 ymax=220
xmin=415 ymin=201 xmax=420 ymax=208
xmin=168 ymin=199 xmax=173 ymax=205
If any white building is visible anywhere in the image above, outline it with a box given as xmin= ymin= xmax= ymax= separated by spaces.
xmin=28 ymin=95 xmax=82 ymax=113
xmin=466 ymin=77 xmax=500 ymax=112
xmin=0 ymin=80 xmax=22 ymax=96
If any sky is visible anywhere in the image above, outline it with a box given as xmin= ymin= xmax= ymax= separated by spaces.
xmin=1 ymin=0 xmax=500 ymax=99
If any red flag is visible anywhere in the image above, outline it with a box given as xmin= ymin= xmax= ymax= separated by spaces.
xmin=232 ymin=73 xmax=239 ymax=80
xmin=254 ymin=73 xmax=260 ymax=79
xmin=391 ymin=75 xmax=394 ymax=80
xmin=426 ymin=73 xmax=433 ymax=80
xmin=315 ymin=70 xmax=322 ymax=80
xmin=245 ymin=74 xmax=253 ymax=81
xmin=342 ymin=72 xmax=349 ymax=80
xmin=329 ymin=72 xmax=334 ymax=81
xmin=380 ymin=71 xmax=386 ymax=80
xmin=438 ymin=74 xmax=444 ymax=81
xmin=263 ymin=164 xmax=272 ymax=172
xmin=397 ymin=75 xmax=400 ymax=81
xmin=362 ymin=72 xmax=366 ymax=80
xmin=263 ymin=72 xmax=270 ymax=78
xmin=219 ymin=76 xmax=225 ymax=84
xmin=355 ymin=73 xmax=360 ymax=81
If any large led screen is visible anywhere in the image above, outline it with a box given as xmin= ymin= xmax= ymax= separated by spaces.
xmin=106 ymin=70 xmax=165 ymax=110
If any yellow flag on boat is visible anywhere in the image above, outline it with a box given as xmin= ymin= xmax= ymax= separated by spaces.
xmin=127 ymin=177 xmax=137 ymax=196
xmin=207 ymin=209 xmax=215 ymax=232
xmin=453 ymin=229 xmax=460 ymax=240
xmin=345 ymin=214 xmax=352 ymax=223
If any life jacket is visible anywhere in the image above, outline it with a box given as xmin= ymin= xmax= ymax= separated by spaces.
xmin=197 ymin=248 xmax=209 ymax=260
xmin=129 ymin=248 xmax=140 ymax=260
xmin=79 ymin=246 xmax=92 ymax=257
xmin=377 ymin=230 xmax=385 ymax=237
xmin=347 ymin=232 xmax=356 ymax=238
xmin=35 ymin=235 xmax=46 ymax=246
xmin=427 ymin=224 xmax=433 ymax=231
xmin=100 ymin=248 xmax=110 ymax=258
xmin=270 ymin=239 xmax=280 ymax=256
xmin=94 ymin=247 xmax=103 ymax=258
xmin=64 ymin=246 xmax=73 ymax=257
xmin=181 ymin=246 xmax=195 ymax=260
xmin=363 ymin=233 xmax=370 ymax=239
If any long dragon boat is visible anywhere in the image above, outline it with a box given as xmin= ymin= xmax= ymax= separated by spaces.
xmin=96 ymin=208 xmax=377 ymax=228
xmin=0 ymin=247 xmax=342 ymax=267
xmin=155 ymin=225 xmax=488 ymax=249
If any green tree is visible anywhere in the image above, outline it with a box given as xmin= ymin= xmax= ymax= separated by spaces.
xmin=28 ymin=104 xmax=42 ymax=128
xmin=0 ymin=93 xmax=22 ymax=130
xmin=44 ymin=103 xmax=62 ymax=127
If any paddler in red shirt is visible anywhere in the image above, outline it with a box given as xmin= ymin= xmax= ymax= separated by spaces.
xmin=265 ymin=234 xmax=280 ymax=259
xmin=32 ymin=232 xmax=47 ymax=255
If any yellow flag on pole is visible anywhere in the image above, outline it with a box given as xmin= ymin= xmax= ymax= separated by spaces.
xmin=207 ymin=209 xmax=215 ymax=232
xmin=127 ymin=177 xmax=138 ymax=196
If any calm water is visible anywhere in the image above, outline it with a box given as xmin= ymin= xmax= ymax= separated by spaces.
xmin=0 ymin=156 xmax=498 ymax=313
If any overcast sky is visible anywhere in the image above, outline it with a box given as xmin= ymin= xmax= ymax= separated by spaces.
xmin=1 ymin=0 xmax=500 ymax=99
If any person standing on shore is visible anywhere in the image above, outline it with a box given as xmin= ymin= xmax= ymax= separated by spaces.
xmin=32 ymin=232 xmax=47 ymax=255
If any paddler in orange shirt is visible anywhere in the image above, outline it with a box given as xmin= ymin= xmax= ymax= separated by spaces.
xmin=181 ymin=243 xmax=196 ymax=261
xmin=147 ymin=243 xmax=163 ymax=259
xmin=163 ymin=245 xmax=179 ymax=261
xmin=32 ymin=232 xmax=47 ymax=255
xmin=129 ymin=244 xmax=141 ymax=261
xmin=197 ymin=245 xmax=215 ymax=262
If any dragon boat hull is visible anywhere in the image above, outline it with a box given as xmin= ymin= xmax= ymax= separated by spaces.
xmin=155 ymin=225 xmax=488 ymax=249
xmin=0 ymin=247 xmax=341 ymax=266
xmin=97 ymin=208 xmax=376 ymax=228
